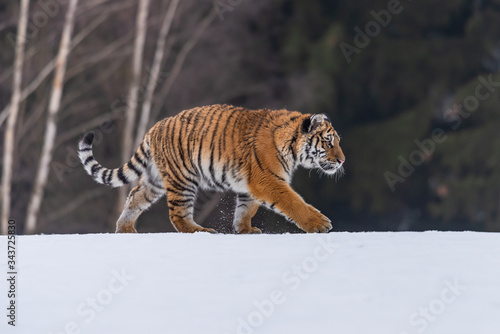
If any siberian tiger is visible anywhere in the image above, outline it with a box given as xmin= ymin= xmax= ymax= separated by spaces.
xmin=78 ymin=104 xmax=345 ymax=234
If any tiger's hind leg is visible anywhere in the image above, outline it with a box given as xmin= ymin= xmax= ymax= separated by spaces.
xmin=165 ymin=187 xmax=217 ymax=233
xmin=233 ymin=193 xmax=261 ymax=234
xmin=115 ymin=181 xmax=164 ymax=233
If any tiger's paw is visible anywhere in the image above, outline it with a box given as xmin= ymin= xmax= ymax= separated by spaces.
xmin=237 ymin=226 xmax=262 ymax=234
xmin=193 ymin=227 xmax=218 ymax=234
xmin=299 ymin=207 xmax=332 ymax=233
xmin=116 ymin=225 xmax=138 ymax=233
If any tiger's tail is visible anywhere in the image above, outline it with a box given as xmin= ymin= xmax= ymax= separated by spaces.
xmin=78 ymin=132 xmax=150 ymax=188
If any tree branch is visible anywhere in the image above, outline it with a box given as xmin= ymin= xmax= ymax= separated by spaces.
xmin=1 ymin=0 xmax=30 ymax=234
xmin=150 ymin=9 xmax=217 ymax=124
xmin=25 ymin=0 xmax=80 ymax=234
xmin=135 ymin=0 xmax=180 ymax=148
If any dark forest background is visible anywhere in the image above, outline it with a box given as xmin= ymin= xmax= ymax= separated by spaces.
xmin=1 ymin=0 xmax=500 ymax=234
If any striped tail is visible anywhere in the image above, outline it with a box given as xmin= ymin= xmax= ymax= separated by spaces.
xmin=78 ymin=132 xmax=150 ymax=188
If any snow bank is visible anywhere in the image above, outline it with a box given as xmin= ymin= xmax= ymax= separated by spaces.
xmin=1 ymin=231 xmax=499 ymax=333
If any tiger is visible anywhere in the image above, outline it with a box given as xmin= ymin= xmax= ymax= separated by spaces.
xmin=78 ymin=104 xmax=345 ymax=234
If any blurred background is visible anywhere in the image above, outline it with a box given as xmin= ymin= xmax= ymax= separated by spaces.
xmin=1 ymin=0 xmax=500 ymax=234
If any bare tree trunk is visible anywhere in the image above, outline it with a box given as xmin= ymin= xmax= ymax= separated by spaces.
xmin=1 ymin=0 xmax=30 ymax=235
xmin=115 ymin=0 xmax=151 ymax=222
xmin=135 ymin=0 xmax=179 ymax=148
xmin=0 ymin=11 xmax=111 ymax=129
xmin=150 ymin=10 xmax=217 ymax=124
xmin=25 ymin=0 xmax=79 ymax=234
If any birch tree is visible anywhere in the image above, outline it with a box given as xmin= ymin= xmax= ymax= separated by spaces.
xmin=150 ymin=9 xmax=217 ymax=124
xmin=135 ymin=0 xmax=179 ymax=148
xmin=25 ymin=0 xmax=80 ymax=234
xmin=0 ymin=3 xmax=129 ymax=129
xmin=116 ymin=0 xmax=151 ymax=212
xmin=1 ymin=0 xmax=30 ymax=235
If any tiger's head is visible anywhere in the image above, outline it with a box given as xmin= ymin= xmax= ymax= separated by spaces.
xmin=298 ymin=114 xmax=345 ymax=176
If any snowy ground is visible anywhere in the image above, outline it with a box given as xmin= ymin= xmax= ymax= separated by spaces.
xmin=1 ymin=231 xmax=500 ymax=334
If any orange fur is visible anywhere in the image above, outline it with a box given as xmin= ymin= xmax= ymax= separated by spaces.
xmin=78 ymin=104 xmax=345 ymax=233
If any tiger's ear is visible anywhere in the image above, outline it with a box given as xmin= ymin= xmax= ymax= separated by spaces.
xmin=301 ymin=114 xmax=327 ymax=133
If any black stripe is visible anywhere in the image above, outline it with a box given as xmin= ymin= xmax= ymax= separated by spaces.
xmin=127 ymin=161 xmax=141 ymax=177
xmin=248 ymin=114 xmax=268 ymax=173
xmin=145 ymin=169 xmax=164 ymax=189
xmin=107 ymin=169 xmax=114 ymax=184
xmin=117 ymin=167 xmax=128 ymax=184
xmin=140 ymin=143 xmax=149 ymax=158
xmin=313 ymin=136 xmax=320 ymax=151
xmin=269 ymin=171 xmax=286 ymax=182
xmin=221 ymin=110 xmax=239 ymax=155
xmin=289 ymin=134 xmax=297 ymax=161
xmin=168 ymin=116 xmax=180 ymax=162
xmin=168 ymin=198 xmax=193 ymax=204
xmin=91 ymin=163 xmax=102 ymax=176
xmin=221 ymin=164 xmax=228 ymax=186
xmin=231 ymin=164 xmax=242 ymax=184
xmin=197 ymin=109 xmax=219 ymax=180
xmin=145 ymin=177 xmax=164 ymax=191
xmin=166 ymin=185 xmax=197 ymax=197
xmin=134 ymin=152 xmax=147 ymax=168
xmin=166 ymin=187 xmax=196 ymax=198
xmin=231 ymin=112 xmax=246 ymax=175
xmin=180 ymin=111 xmax=198 ymax=173
xmin=164 ymin=160 xmax=186 ymax=185
xmin=276 ymin=153 xmax=289 ymax=174
xmin=208 ymin=109 xmax=227 ymax=187
xmin=217 ymin=118 xmax=224 ymax=162
xmin=84 ymin=156 xmax=94 ymax=166
xmin=164 ymin=119 xmax=196 ymax=183
xmin=209 ymin=153 xmax=225 ymax=189
xmin=176 ymin=116 xmax=198 ymax=178
xmin=83 ymin=132 xmax=95 ymax=145
xmin=167 ymin=157 xmax=199 ymax=189
xmin=252 ymin=117 xmax=266 ymax=142
xmin=149 ymin=186 xmax=164 ymax=196
xmin=273 ymin=133 xmax=290 ymax=173
xmin=79 ymin=147 xmax=92 ymax=152
xmin=252 ymin=150 xmax=265 ymax=172
xmin=186 ymin=111 xmax=200 ymax=169
xmin=144 ymin=176 xmax=163 ymax=190
xmin=170 ymin=213 xmax=189 ymax=219
xmin=175 ymin=116 xmax=189 ymax=173
xmin=168 ymin=199 xmax=193 ymax=207
xmin=168 ymin=174 xmax=197 ymax=195
xmin=304 ymin=136 xmax=313 ymax=162
xmin=101 ymin=169 xmax=108 ymax=184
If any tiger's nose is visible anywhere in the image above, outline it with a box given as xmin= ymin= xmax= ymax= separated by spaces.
xmin=337 ymin=159 xmax=345 ymax=165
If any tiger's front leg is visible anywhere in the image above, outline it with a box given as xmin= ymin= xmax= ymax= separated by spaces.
xmin=248 ymin=181 xmax=332 ymax=233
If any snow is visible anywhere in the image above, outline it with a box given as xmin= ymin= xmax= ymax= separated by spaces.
xmin=1 ymin=231 xmax=500 ymax=334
